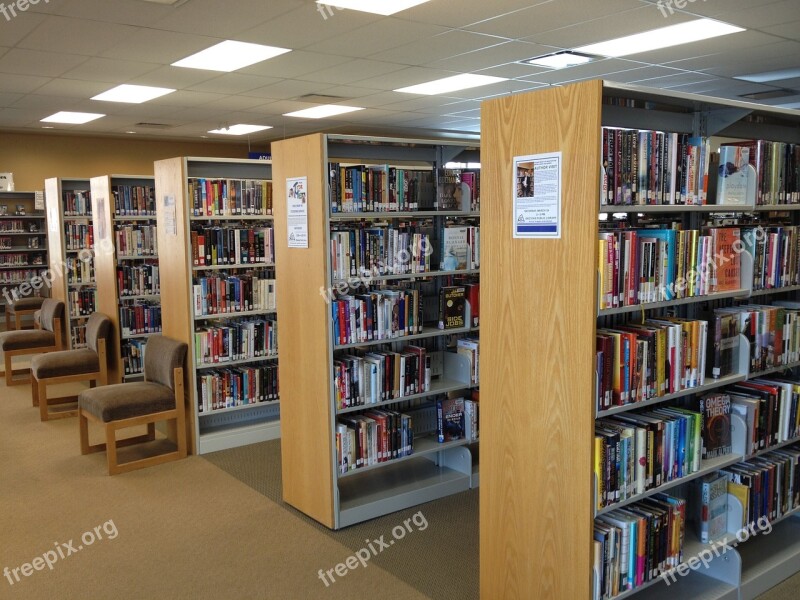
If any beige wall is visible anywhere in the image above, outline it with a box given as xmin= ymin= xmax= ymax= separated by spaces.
xmin=0 ymin=131 xmax=268 ymax=191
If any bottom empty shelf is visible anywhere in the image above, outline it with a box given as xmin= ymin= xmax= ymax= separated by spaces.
xmin=738 ymin=515 xmax=800 ymax=600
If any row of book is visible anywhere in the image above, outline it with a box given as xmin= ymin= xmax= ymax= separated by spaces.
xmin=190 ymin=227 xmax=274 ymax=266
xmin=71 ymin=324 xmax=87 ymax=349
xmin=68 ymin=288 xmax=96 ymax=318
xmin=747 ymin=225 xmax=800 ymax=291
xmin=440 ymin=169 xmax=480 ymax=211
xmin=0 ymin=236 xmax=41 ymax=249
xmin=714 ymin=303 xmax=800 ymax=375
xmin=330 ymin=224 xmax=432 ymax=280
xmin=457 ymin=337 xmax=480 ymax=385
xmin=596 ymin=318 xmax=708 ymax=411
xmin=118 ymin=263 xmax=160 ymax=297
xmin=188 ymin=178 xmax=273 ymax=217
xmin=595 ymin=406 xmax=703 ymax=509
xmin=112 ymin=185 xmax=155 ymax=216
xmin=0 ymin=253 xmax=39 ymax=266
xmin=594 ymin=493 xmax=686 ymax=599
xmin=437 ymin=395 xmax=479 ymax=442
xmin=64 ymin=222 xmax=93 ymax=251
xmin=728 ymin=378 xmax=800 ymax=454
xmin=440 ymin=225 xmax=479 ymax=271
xmin=0 ymin=221 xmax=36 ymax=233
xmin=725 ymin=140 xmax=800 ymax=205
xmin=120 ymin=303 xmax=161 ymax=337
xmin=0 ymin=269 xmax=43 ymax=284
xmin=601 ymin=128 xmax=711 ymax=206
xmin=334 ymin=346 xmax=429 ymax=409
xmin=597 ymin=227 xmax=741 ymax=310
xmin=336 ymin=410 xmax=414 ymax=472
xmin=192 ymin=274 xmax=276 ymax=316
xmin=196 ymin=363 xmax=279 ymax=413
xmin=121 ymin=339 xmax=146 ymax=377
xmin=115 ymin=225 xmax=157 ymax=256
xmin=332 ymin=289 xmax=424 ymax=346
xmin=66 ymin=258 xmax=94 ymax=284
xmin=63 ymin=191 xmax=91 ymax=216
xmin=194 ymin=319 xmax=277 ymax=366
xmin=329 ymin=164 xmax=432 ymax=213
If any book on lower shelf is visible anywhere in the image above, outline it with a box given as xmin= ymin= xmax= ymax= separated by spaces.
xmin=691 ymin=473 xmax=729 ymax=543
xmin=336 ymin=409 xmax=414 ymax=472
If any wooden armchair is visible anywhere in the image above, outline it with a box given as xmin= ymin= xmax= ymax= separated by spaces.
xmin=30 ymin=313 xmax=111 ymax=421
xmin=78 ymin=335 xmax=188 ymax=475
xmin=0 ymin=299 xmax=64 ymax=386
xmin=5 ymin=296 xmax=45 ymax=330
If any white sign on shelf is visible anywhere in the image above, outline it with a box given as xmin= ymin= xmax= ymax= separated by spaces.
xmin=34 ymin=191 xmax=44 ymax=210
xmin=286 ymin=177 xmax=308 ymax=249
xmin=513 ymin=151 xmax=562 ymax=239
xmin=163 ymin=195 xmax=177 ymax=236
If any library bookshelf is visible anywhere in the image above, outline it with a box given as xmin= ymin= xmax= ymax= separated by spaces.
xmin=480 ymin=80 xmax=800 ymax=600
xmin=44 ymin=178 xmax=94 ymax=348
xmin=273 ymin=133 xmax=481 ymax=529
xmin=0 ymin=191 xmax=48 ymax=320
xmin=154 ymin=157 xmax=278 ymax=454
xmin=90 ymin=175 xmax=159 ymax=384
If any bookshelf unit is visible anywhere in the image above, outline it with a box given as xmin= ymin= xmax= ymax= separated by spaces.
xmin=480 ymin=80 xmax=800 ymax=600
xmin=44 ymin=178 xmax=95 ymax=349
xmin=90 ymin=175 xmax=159 ymax=384
xmin=154 ymin=157 xmax=278 ymax=454
xmin=0 ymin=191 xmax=48 ymax=320
xmin=273 ymin=134 xmax=481 ymax=529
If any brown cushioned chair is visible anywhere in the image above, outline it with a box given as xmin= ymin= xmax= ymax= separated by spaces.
xmin=78 ymin=335 xmax=187 ymax=475
xmin=31 ymin=313 xmax=111 ymax=421
xmin=0 ymin=299 xmax=64 ymax=386
xmin=5 ymin=295 xmax=46 ymax=330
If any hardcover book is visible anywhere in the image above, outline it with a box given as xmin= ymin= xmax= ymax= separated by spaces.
xmin=698 ymin=393 xmax=732 ymax=459
xmin=438 ymin=286 xmax=466 ymax=330
xmin=437 ymin=396 xmax=465 ymax=442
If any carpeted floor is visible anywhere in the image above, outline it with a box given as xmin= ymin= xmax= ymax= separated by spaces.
xmin=0 ymin=341 xmax=798 ymax=600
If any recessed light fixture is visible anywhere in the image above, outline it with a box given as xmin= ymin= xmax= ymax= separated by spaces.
xmin=395 ymin=74 xmax=507 ymax=95
xmin=523 ymin=51 xmax=595 ymax=69
xmin=172 ymin=40 xmax=291 ymax=72
xmin=41 ymin=111 xmax=105 ymax=124
xmin=735 ymin=68 xmax=800 ymax=83
xmin=315 ymin=0 xmax=430 ymax=16
xmin=126 ymin=131 xmax=137 ymax=134
xmin=41 ymin=126 xmax=54 ymax=129
xmin=574 ymin=18 xmax=744 ymax=58
xmin=283 ymin=105 xmax=365 ymax=119
xmin=208 ymin=124 xmax=273 ymax=135
xmin=92 ymin=84 xmax=175 ymax=104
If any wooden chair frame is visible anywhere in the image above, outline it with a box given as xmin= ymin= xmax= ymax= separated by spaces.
xmin=78 ymin=367 xmax=187 ymax=475
xmin=5 ymin=306 xmax=40 ymax=331
xmin=1 ymin=317 xmax=64 ymax=386
xmin=32 ymin=338 xmax=108 ymax=422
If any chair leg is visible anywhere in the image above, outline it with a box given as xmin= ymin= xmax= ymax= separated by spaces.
xmin=38 ymin=379 xmax=49 ymax=422
xmin=89 ymin=380 xmax=96 ymax=388
xmin=105 ymin=423 xmax=119 ymax=475
xmin=32 ymin=375 xmax=39 ymax=407
xmin=4 ymin=353 xmax=11 ymax=386
xmin=15 ymin=312 xmax=22 ymax=331
xmin=147 ymin=422 xmax=156 ymax=442
xmin=79 ymin=409 xmax=90 ymax=455
xmin=4 ymin=309 xmax=10 ymax=330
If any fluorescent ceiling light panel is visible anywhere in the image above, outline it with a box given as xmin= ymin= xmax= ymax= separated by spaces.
xmin=395 ymin=74 xmax=507 ymax=95
xmin=172 ymin=40 xmax=291 ymax=72
xmin=284 ymin=105 xmax=364 ymax=119
xmin=524 ymin=51 xmax=594 ymax=69
xmin=40 ymin=111 xmax=105 ymax=124
xmin=574 ymin=19 xmax=744 ymax=58
xmin=92 ymin=84 xmax=175 ymax=103
xmin=208 ymin=124 xmax=273 ymax=135
xmin=315 ymin=0 xmax=430 ymax=16
xmin=736 ymin=68 xmax=800 ymax=83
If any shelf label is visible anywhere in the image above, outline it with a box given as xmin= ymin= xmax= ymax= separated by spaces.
xmin=163 ymin=195 xmax=177 ymax=236
xmin=286 ymin=176 xmax=308 ymax=249
xmin=513 ymin=151 xmax=562 ymax=239
xmin=34 ymin=190 xmax=44 ymax=210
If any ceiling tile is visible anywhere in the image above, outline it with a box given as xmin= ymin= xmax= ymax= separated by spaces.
xmin=0 ymin=49 xmax=87 ymax=78
xmin=0 ymin=92 xmax=23 ymax=107
xmin=428 ymin=41 xmax=561 ymax=72
xmin=187 ymin=74 xmax=282 ymax=95
xmin=31 ymin=78 xmax=111 ymax=98
xmin=403 ymin=0 xmax=559 ymax=29
xmin=240 ymin=79 xmax=331 ymax=101
xmin=352 ymin=67 xmax=459 ymax=91
xmin=239 ymin=51 xmax=352 ymax=79
xmin=59 ymin=58 xmax=161 ymax=83
xmin=368 ymin=30 xmax=509 ymax=66
xmin=199 ymin=95 xmax=273 ymax=112
xmin=0 ymin=73 xmax=50 ymax=94
xmin=127 ymin=66 xmax=220 ymax=88
xmin=298 ymin=60 xmax=408 ymax=85
xmin=19 ymin=16 xmax=142 ymax=56
xmin=101 ymin=29 xmax=219 ymax=65
xmin=151 ymin=0 xmax=304 ymax=38
xmin=0 ymin=12 xmax=47 ymax=46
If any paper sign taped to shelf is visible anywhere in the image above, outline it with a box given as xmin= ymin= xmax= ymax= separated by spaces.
xmin=513 ymin=151 xmax=562 ymax=239
xmin=95 ymin=197 xmax=108 ymax=241
xmin=34 ymin=191 xmax=44 ymax=210
xmin=286 ymin=177 xmax=308 ymax=249
xmin=163 ymin=195 xmax=177 ymax=236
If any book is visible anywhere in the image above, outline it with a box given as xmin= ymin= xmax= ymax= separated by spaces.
xmin=717 ymin=145 xmax=757 ymax=206
xmin=692 ymin=473 xmax=728 ymax=543
xmin=697 ymin=393 xmax=732 ymax=459
xmin=438 ymin=285 xmax=466 ymax=330
xmin=437 ymin=396 xmax=465 ymax=442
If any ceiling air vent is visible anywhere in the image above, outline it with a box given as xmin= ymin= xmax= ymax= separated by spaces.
xmin=739 ymin=89 xmax=797 ymax=100
xmin=135 ymin=122 xmax=174 ymax=129
xmin=297 ymin=94 xmax=349 ymax=103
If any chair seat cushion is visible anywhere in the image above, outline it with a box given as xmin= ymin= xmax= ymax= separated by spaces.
xmin=79 ymin=382 xmax=175 ymax=423
xmin=10 ymin=297 xmax=45 ymax=312
xmin=0 ymin=330 xmax=55 ymax=351
xmin=31 ymin=349 xmax=98 ymax=379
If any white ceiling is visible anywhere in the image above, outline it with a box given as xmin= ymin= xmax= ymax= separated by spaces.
xmin=0 ymin=0 xmax=798 ymax=143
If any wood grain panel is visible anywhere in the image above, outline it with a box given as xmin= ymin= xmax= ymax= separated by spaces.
xmin=44 ymin=178 xmax=66 ymax=305
xmin=90 ymin=176 xmax=122 ymax=383
xmin=272 ymin=134 xmax=336 ymax=528
xmin=154 ymin=158 xmax=195 ymax=453
xmin=479 ymin=80 xmax=602 ymax=600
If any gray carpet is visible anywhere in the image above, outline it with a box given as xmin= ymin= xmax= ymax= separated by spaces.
xmin=204 ymin=440 xmax=479 ymax=600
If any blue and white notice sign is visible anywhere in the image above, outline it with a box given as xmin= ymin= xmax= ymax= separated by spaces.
xmin=513 ymin=151 xmax=562 ymax=239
